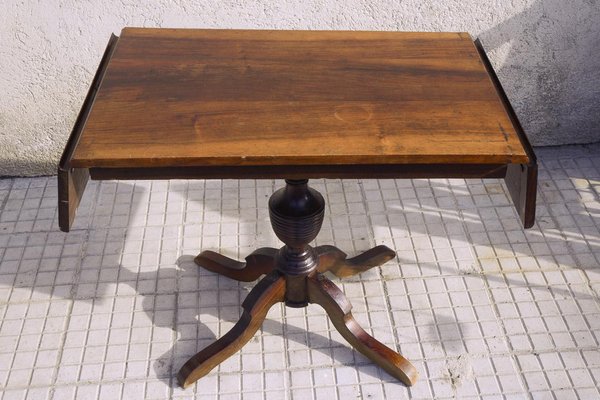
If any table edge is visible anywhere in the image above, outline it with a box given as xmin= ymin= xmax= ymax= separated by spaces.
xmin=474 ymin=38 xmax=537 ymax=228
xmin=121 ymin=27 xmax=472 ymax=39
xmin=57 ymin=34 xmax=120 ymax=232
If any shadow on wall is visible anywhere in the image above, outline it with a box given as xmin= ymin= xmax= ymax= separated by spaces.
xmin=477 ymin=0 xmax=600 ymax=145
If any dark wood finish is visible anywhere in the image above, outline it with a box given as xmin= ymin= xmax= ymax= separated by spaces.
xmin=269 ymin=180 xmax=324 ymax=307
xmin=184 ymin=179 xmax=417 ymax=388
xmin=59 ymin=29 xmax=538 ymax=231
xmin=194 ymin=244 xmax=400 ymax=281
xmin=315 ymin=245 xmax=396 ymax=278
xmin=505 ymin=163 xmax=538 ymax=228
xmin=71 ymin=28 xmax=529 ymax=169
xmin=307 ymin=273 xmax=418 ymax=385
xmin=177 ymin=271 xmax=286 ymax=388
xmin=194 ymin=248 xmax=278 ymax=282
xmin=88 ymin=163 xmax=508 ymax=180
xmin=57 ymin=34 xmax=119 ymax=232
xmin=57 ymin=168 xmax=89 ymax=233
xmin=473 ymin=39 xmax=537 ymax=228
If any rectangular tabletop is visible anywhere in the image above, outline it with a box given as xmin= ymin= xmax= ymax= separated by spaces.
xmin=59 ymin=28 xmax=537 ymax=231
xmin=71 ymin=28 xmax=529 ymax=168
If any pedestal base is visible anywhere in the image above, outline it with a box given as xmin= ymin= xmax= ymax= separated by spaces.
xmin=177 ymin=180 xmax=418 ymax=388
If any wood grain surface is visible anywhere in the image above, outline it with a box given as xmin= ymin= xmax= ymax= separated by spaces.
xmin=194 ymin=247 xmax=278 ymax=282
xmin=315 ymin=244 xmax=397 ymax=277
xmin=177 ymin=271 xmax=285 ymax=388
xmin=308 ymin=273 xmax=418 ymax=385
xmin=71 ymin=28 xmax=529 ymax=168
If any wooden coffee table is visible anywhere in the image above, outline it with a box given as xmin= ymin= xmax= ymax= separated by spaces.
xmin=58 ymin=28 xmax=537 ymax=388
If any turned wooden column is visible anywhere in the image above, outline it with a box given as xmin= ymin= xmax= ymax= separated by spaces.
xmin=269 ymin=179 xmax=324 ymax=307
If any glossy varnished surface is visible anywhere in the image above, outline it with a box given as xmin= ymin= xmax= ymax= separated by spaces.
xmin=71 ymin=28 xmax=529 ymax=168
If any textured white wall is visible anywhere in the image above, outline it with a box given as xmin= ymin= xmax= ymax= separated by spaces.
xmin=1 ymin=0 xmax=599 ymax=176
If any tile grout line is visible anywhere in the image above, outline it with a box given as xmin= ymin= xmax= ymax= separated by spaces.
xmin=445 ymin=178 xmax=524 ymax=399
xmin=48 ymin=179 xmax=101 ymax=399
xmin=124 ymin=181 xmax=151 ymax=395
xmin=531 ymin=173 xmax=600 ymax=395
xmin=324 ymin=179 xmax=350 ymax=400
xmin=389 ymin=177 xmax=438 ymax=398
xmin=114 ymin=181 xmax=142 ymax=400
xmin=89 ymin=183 xmax=122 ymax=398
xmin=216 ymin=179 xmax=229 ymax=397
xmin=519 ymin=165 xmax=599 ymax=396
xmin=0 ymin=178 xmax=21 ymax=391
xmin=463 ymin=178 xmax=535 ymax=400
xmin=359 ymin=178 xmax=399 ymax=399
xmin=0 ymin=178 xmax=13 ymax=212
xmin=173 ymin=179 xmax=190 ymax=397
xmin=167 ymin=179 xmax=186 ymax=396
xmin=191 ymin=177 xmax=208 ymax=397
xmin=428 ymin=177 xmax=485 ymax=397
xmin=151 ymin=180 xmax=172 ymax=398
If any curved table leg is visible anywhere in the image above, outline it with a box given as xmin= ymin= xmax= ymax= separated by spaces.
xmin=307 ymin=274 xmax=418 ymax=386
xmin=178 ymin=271 xmax=286 ymax=388
xmin=315 ymin=245 xmax=396 ymax=278
xmin=195 ymin=247 xmax=278 ymax=282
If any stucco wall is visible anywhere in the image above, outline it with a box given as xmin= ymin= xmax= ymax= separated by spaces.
xmin=1 ymin=0 xmax=599 ymax=176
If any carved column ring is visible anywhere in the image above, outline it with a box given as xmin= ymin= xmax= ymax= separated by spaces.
xmin=268 ymin=179 xmax=325 ymax=249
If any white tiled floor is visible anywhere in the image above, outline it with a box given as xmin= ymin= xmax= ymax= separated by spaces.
xmin=0 ymin=144 xmax=599 ymax=399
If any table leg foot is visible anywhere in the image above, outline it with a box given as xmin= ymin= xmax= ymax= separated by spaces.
xmin=177 ymin=271 xmax=285 ymax=388
xmin=307 ymin=273 xmax=418 ymax=386
xmin=315 ymin=245 xmax=396 ymax=278
xmin=195 ymin=247 xmax=278 ymax=282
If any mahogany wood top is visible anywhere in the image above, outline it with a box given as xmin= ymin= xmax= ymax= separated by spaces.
xmin=71 ymin=28 xmax=529 ymax=168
